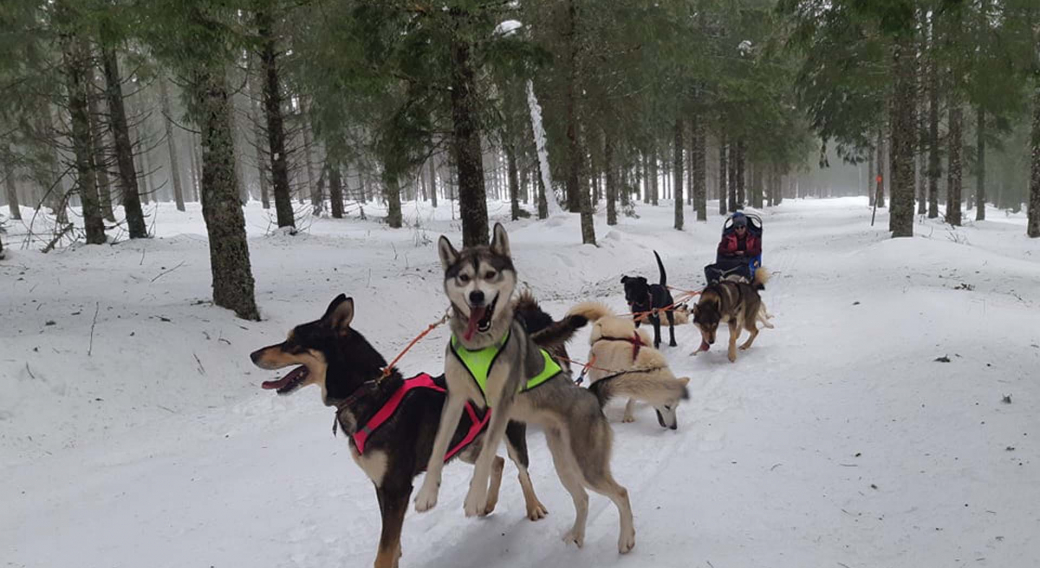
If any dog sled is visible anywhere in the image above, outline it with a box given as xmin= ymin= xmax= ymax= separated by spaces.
xmin=704 ymin=212 xmax=763 ymax=285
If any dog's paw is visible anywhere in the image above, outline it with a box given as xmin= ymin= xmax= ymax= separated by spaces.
xmin=739 ymin=344 xmax=751 ymax=351
xmin=527 ymin=501 xmax=549 ymax=521
xmin=618 ymin=528 xmax=636 ymax=554
xmin=562 ymin=527 xmax=585 ymax=548
xmin=463 ymin=486 xmax=488 ymax=518
xmin=669 ymin=340 xmax=677 ymax=347
xmin=727 ymin=352 xmax=737 ymax=363
xmin=414 ymin=483 xmax=438 ymax=513
xmin=622 ymin=414 xmax=636 ymax=423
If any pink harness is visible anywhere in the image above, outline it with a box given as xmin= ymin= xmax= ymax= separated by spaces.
xmin=352 ymin=373 xmax=491 ymax=463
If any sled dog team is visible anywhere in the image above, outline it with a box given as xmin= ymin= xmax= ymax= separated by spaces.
xmin=250 ymin=223 xmax=771 ymax=568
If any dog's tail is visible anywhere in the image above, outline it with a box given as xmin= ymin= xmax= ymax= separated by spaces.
xmin=654 ymin=250 xmax=667 ymax=287
xmin=588 ymin=373 xmax=690 ymax=408
xmin=753 ymin=267 xmax=770 ymax=291
xmin=567 ymin=301 xmax=614 ymax=323
xmin=531 ymin=314 xmax=588 ymax=350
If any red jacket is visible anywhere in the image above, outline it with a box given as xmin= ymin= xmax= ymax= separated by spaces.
xmin=718 ymin=232 xmax=761 ymax=258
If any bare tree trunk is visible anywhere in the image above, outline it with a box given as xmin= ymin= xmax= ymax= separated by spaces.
xmin=302 ymin=103 xmax=320 ymax=214
xmin=449 ymin=34 xmax=488 ymax=245
xmin=649 ymin=148 xmax=659 ymax=206
xmin=192 ymin=66 xmax=259 ymax=320
xmin=137 ymin=134 xmax=151 ymax=205
xmin=381 ymin=163 xmax=403 ymax=228
xmin=890 ymin=32 xmax=917 ymax=238
xmin=101 ymin=47 xmax=147 ymax=238
xmin=5 ymin=162 xmax=22 ymax=220
xmin=947 ymin=103 xmax=963 ymax=226
xmin=876 ymin=129 xmax=887 ymax=208
xmin=604 ymin=129 xmax=617 ymax=226
xmin=536 ymin=173 xmax=548 ymax=219
xmin=976 ymin=106 xmax=986 ymax=221
xmin=257 ymin=7 xmax=295 ymax=229
xmin=428 ymin=155 xmax=438 ymax=208
xmin=328 ymin=160 xmax=344 ymax=218
xmin=719 ymin=134 xmax=728 ymax=215
xmin=692 ymin=113 xmax=706 ymax=221
xmin=564 ymin=0 xmax=582 ymax=214
xmin=916 ymin=149 xmax=926 ymax=214
xmin=868 ymin=143 xmax=876 ymax=207
xmin=158 ymin=75 xmax=186 ymax=212
xmin=59 ymin=15 xmax=106 ymax=245
xmin=673 ymin=119 xmax=684 ymax=230
xmin=251 ymin=102 xmax=269 ymax=210
xmin=87 ymin=69 xmax=115 ymax=222
xmin=927 ymin=37 xmax=941 ymax=219
xmin=735 ymin=138 xmax=746 ymax=210
xmin=190 ymin=132 xmax=202 ymax=202
xmin=507 ymin=144 xmax=521 ymax=221
xmin=578 ymin=153 xmax=596 ymax=244
xmin=727 ymin=141 xmax=737 ymax=212
xmin=1028 ymin=82 xmax=1040 ymax=238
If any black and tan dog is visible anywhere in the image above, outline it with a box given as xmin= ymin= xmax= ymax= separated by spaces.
xmin=621 ymin=251 xmax=677 ymax=349
xmin=250 ymin=295 xmax=582 ymax=568
xmin=692 ymin=267 xmax=772 ymax=363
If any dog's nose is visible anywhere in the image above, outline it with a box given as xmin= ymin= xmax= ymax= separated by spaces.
xmin=250 ymin=350 xmax=262 ymax=364
xmin=469 ymin=290 xmax=485 ymax=305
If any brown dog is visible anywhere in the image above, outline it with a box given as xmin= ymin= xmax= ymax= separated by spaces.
xmin=692 ymin=267 xmax=772 ymax=362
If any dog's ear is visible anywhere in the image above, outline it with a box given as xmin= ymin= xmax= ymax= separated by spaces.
xmin=620 ymin=276 xmax=629 ymax=284
xmin=490 ymin=223 xmax=510 ymax=257
xmin=323 ymin=295 xmax=354 ymax=333
xmin=438 ymin=235 xmax=459 ymax=271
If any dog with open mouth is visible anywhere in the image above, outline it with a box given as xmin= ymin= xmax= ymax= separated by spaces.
xmin=414 ymin=223 xmax=636 ymax=555
xmin=250 ymin=295 xmax=591 ymax=568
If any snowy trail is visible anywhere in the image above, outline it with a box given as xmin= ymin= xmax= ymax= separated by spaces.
xmin=2 ymin=198 xmax=1039 ymax=567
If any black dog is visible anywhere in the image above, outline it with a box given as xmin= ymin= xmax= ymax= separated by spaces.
xmin=250 ymin=295 xmax=586 ymax=568
xmin=621 ymin=251 xmax=677 ymax=348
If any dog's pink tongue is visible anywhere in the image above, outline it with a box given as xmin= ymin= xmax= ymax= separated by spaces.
xmin=464 ymin=306 xmax=486 ymax=341
xmin=262 ymin=376 xmax=292 ymax=390
xmin=261 ymin=367 xmax=305 ymax=390
xmin=700 ymin=340 xmax=711 ymax=352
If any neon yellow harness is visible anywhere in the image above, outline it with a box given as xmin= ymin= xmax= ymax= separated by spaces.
xmin=449 ymin=330 xmax=561 ymax=407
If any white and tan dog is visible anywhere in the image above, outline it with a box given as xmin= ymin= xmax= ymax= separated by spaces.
xmin=568 ymin=302 xmax=690 ymax=429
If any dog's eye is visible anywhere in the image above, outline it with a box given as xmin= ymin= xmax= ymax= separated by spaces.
xmin=459 ymin=274 xmax=471 ymax=283
xmin=484 ymin=271 xmax=496 ymax=280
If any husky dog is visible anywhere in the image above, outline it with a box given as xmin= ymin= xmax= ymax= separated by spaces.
xmin=415 ymin=223 xmax=636 ymax=554
xmin=692 ymin=267 xmax=772 ymax=362
xmin=567 ymin=302 xmax=691 ymax=429
xmin=621 ymin=251 xmax=677 ymax=349
xmin=250 ymin=296 xmax=577 ymax=568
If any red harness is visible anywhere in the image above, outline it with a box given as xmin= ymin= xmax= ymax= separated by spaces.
xmin=352 ymin=373 xmax=491 ymax=463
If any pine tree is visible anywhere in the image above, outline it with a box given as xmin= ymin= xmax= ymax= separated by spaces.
xmin=4 ymin=163 xmax=21 ymax=221
xmin=56 ymin=0 xmax=105 ymax=244
xmin=99 ymin=37 xmax=147 ymax=238
xmin=1029 ymin=83 xmax=1040 ymax=237
xmin=256 ymin=6 xmax=295 ymax=229
xmin=158 ymin=75 xmax=185 ymax=212
xmin=604 ymin=129 xmax=617 ymax=226
xmin=328 ymin=160 xmax=344 ymax=218
xmin=947 ymin=103 xmax=963 ymax=226
xmin=890 ymin=29 xmax=917 ymax=238
xmin=719 ymin=134 xmax=728 ymax=215
xmin=673 ymin=119 xmax=684 ymax=230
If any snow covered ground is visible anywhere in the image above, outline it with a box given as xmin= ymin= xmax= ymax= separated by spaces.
xmin=2 ymin=197 xmax=1039 ymax=568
